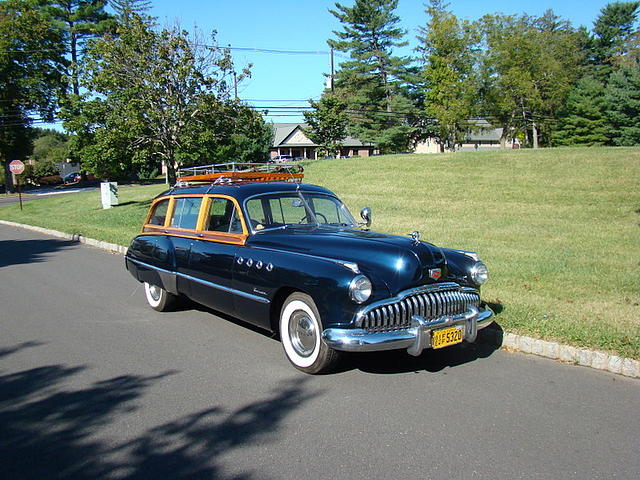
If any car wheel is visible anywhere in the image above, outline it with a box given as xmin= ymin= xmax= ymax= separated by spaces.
xmin=144 ymin=282 xmax=177 ymax=312
xmin=279 ymin=292 xmax=341 ymax=374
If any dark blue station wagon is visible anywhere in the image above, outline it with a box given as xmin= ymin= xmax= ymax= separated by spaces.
xmin=125 ymin=164 xmax=494 ymax=373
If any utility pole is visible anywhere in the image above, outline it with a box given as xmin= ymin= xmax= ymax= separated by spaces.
xmin=233 ymin=71 xmax=238 ymax=100
xmin=330 ymin=47 xmax=335 ymax=92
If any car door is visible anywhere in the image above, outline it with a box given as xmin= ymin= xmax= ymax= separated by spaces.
xmin=186 ymin=196 xmax=247 ymax=316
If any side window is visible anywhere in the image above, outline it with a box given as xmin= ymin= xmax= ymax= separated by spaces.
xmin=246 ymin=198 xmax=267 ymax=226
xmin=148 ymin=199 xmax=169 ymax=226
xmin=310 ymin=197 xmax=342 ymax=224
xmin=170 ymin=197 xmax=202 ymax=230
xmin=206 ymin=198 xmax=243 ymax=233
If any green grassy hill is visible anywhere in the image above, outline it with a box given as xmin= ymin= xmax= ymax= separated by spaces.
xmin=2 ymin=147 xmax=639 ymax=358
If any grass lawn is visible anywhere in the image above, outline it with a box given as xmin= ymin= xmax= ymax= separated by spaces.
xmin=2 ymin=147 xmax=639 ymax=359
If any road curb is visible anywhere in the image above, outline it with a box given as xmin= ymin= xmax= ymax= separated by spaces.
xmin=0 ymin=220 xmax=128 ymax=255
xmin=2 ymin=219 xmax=639 ymax=379
xmin=477 ymin=327 xmax=639 ymax=378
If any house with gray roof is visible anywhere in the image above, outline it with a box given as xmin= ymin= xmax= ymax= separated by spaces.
xmin=415 ymin=119 xmax=519 ymax=153
xmin=270 ymin=123 xmax=378 ymax=160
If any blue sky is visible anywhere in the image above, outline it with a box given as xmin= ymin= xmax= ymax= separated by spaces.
xmin=147 ymin=0 xmax=611 ymax=122
xmin=42 ymin=0 xmax=612 ymax=129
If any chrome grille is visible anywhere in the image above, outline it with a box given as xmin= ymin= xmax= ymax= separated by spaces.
xmin=359 ymin=287 xmax=480 ymax=333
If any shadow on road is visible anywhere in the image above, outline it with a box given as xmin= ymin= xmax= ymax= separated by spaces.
xmin=0 ymin=238 xmax=77 ymax=268
xmin=176 ymin=300 xmax=505 ymax=376
xmin=347 ymin=325 xmax=503 ymax=374
xmin=0 ymin=342 xmax=318 ymax=480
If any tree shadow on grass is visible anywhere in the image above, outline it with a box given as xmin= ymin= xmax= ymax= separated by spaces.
xmin=116 ymin=199 xmax=154 ymax=208
xmin=0 ymin=238 xmax=77 ymax=268
xmin=0 ymin=342 xmax=318 ymax=480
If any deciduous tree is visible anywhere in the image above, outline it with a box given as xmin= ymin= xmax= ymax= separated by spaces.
xmin=0 ymin=0 xmax=65 ymax=191
xmin=479 ymin=11 xmax=582 ymax=147
xmin=416 ymin=0 xmax=479 ymax=152
xmin=66 ymin=16 xmax=270 ymax=182
xmin=303 ymin=95 xmax=349 ymax=157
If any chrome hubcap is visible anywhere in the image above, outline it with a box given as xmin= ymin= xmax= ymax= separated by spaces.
xmin=148 ymin=284 xmax=161 ymax=301
xmin=289 ymin=310 xmax=317 ymax=357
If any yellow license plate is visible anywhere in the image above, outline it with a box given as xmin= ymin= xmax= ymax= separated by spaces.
xmin=432 ymin=326 xmax=464 ymax=349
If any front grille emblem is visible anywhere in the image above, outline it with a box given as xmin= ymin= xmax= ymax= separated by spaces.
xmin=429 ymin=268 xmax=442 ymax=280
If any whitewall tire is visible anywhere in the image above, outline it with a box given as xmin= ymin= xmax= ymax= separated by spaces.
xmin=144 ymin=282 xmax=177 ymax=312
xmin=279 ymin=292 xmax=341 ymax=374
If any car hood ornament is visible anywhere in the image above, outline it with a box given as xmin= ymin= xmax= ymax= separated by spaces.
xmin=408 ymin=230 xmax=420 ymax=245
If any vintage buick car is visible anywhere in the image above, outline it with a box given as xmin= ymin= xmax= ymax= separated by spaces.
xmin=125 ymin=163 xmax=493 ymax=373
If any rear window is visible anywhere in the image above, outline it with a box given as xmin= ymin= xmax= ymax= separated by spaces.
xmin=148 ymin=199 xmax=169 ymax=226
xmin=170 ymin=197 xmax=202 ymax=230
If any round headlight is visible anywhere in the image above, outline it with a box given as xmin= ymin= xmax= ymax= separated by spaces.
xmin=470 ymin=262 xmax=489 ymax=285
xmin=349 ymin=275 xmax=372 ymax=304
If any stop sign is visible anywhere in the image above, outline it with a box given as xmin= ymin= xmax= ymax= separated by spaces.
xmin=9 ymin=160 xmax=25 ymax=175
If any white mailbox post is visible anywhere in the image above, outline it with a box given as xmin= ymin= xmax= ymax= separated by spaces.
xmin=100 ymin=182 xmax=119 ymax=209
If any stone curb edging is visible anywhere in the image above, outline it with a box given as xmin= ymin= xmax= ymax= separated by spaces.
xmin=2 ymin=219 xmax=639 ymax=379
xmin=478 ymin=328 xmax=640 ymax=379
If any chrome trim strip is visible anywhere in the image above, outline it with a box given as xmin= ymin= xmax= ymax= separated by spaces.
xmin=128 ymin=256 xmax=175 ymax=276
xmin=323 ymin=305 xmax=494 ymax=355
xmin=250 ymin=245 xmax=361 ymax=273
xmin=127 ymin=257 xmax=270 ymax=305
xmin=179 ymin=272 xmax=270 ymax=304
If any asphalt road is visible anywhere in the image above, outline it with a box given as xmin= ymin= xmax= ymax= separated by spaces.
xmin=1 ymin=223 xmax=638 ymax=480
xmin=0 ymin=185 xmax=99 ymax=207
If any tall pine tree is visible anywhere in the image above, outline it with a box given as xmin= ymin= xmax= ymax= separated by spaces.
xmin=591 ymin=1 xmax=640 ymax=79
xmin=606 ymin=62 xmax=640 ymax=145
xmin=328 ymin=0 xmax=414 ymax=153
xmin=552 ymin=76 xmax=610 ymax=145
xmin=109 ymin=0 xmax=153 ymax=27
xmin=47 ymin=1 xmax=115 ymax=96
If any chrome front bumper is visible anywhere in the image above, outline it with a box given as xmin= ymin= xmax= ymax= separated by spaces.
xmin=322 ymin=305 xmax=494 ymax=357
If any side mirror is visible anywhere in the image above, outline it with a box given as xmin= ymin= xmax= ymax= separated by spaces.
xmin=360 ymin=207 xmax=372 ymax=229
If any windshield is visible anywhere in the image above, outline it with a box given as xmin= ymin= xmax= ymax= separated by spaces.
xmin=245 ymin=192 xmax=357 ymax=231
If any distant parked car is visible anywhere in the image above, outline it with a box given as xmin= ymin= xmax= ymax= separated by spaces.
xmin=64 ymin=172 xmax=96 ymax=183
xmin=273 ymin=155 xmax=293 ymax=163
xmin=63 ymin=172 xmax=79 ymax=184
xmin=76 ymin=173 xmax=96 ymax=182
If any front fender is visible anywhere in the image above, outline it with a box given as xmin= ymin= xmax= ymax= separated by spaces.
xmin=235 ymin=246 xmax=391 ymax=329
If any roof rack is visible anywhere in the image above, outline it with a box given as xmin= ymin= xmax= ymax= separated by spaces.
xmin=175 ymin=162 xmax=304 ymax=186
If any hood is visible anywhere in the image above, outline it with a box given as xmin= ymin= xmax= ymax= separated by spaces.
xmin=247 ymin=226 xmax=448 ymax=294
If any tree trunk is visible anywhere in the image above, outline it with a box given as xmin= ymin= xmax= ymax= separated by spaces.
xmin=500 ymin=129 xmax=508 ymax=149
xmin=3 ymin=160 xmax=15 ymax=194
xmin=70 ymin=28 xmax=79 ymax=96
xmin=166 ymin=159 xmax=177 ymax=185
xmin=532 ymin=122 xmax=539 ymax=149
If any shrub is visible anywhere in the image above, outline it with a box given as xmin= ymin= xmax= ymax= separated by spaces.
xmin=34 ymin=159 xmax=60 ymax=178
xmin=38 ymin=175 xmax=63 ymax=185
